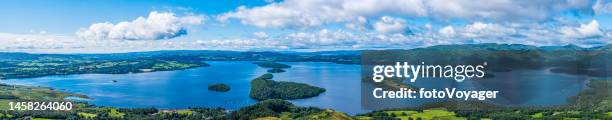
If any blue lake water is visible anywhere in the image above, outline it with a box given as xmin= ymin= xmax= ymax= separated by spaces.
xmin=0 ymin=61 xmax=599 ymax=115
xmin=0 ymin=61 xmax=366 ymax=114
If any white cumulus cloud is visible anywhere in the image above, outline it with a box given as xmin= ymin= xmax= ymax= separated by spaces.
xmin=253 ymin=32 xmax=269 ymax=38
xmin=461 ymin=22 xmax=517 ymax=38
xmin=218 ymin=0 xmax=594 ymax=29
xmin=217 ymin=0 xmax=426 ymax=28
xmin=0 ymin=33 xmax=210 ymax=53
xmin=561 ymin=20 xmax=603 ymax=39
xmin=594 ymin=0 xmax=612 ymax=14
xmin=77 ymin=11 xmax=203 ymax=40
xmin=438 ymin=26 xmax=456 ymax=37
xmin=426 ymin=0 xmax=592 ymax=21
xmin=2 ymin=19 xmax=610 ymax=53
xmin=373 ymin=16 xmax=408 ymax=34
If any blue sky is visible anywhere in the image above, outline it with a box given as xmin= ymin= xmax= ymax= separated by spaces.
xmin=0 ymin=0 xmax=610 ymax=53
xmin=0 ymin=0 xmax=265 ymax=35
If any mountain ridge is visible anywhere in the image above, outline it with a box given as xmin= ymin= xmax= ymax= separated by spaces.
xmin=1 ymin=43 xmax=610 ymax=55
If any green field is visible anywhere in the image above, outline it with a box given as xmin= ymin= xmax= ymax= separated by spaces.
xmin=358 ymin=109 xmax=466 ymax=120
xmin=530 ymin=112 xmax=544 ymax=118
xmin=77 ymin=112 xmax=97 ymax=119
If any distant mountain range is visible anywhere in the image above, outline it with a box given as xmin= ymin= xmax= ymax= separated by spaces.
xmin=1 ymin=43 xmax=610 ymax=78
xmin=1 ymin=43 xmax=611 ymax=56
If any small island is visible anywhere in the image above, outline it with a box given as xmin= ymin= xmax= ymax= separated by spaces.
xmin=208 ymin=83 xmax=231 ymax=92
xmin=254 ymin=61 xmax=291 ymax=74
xmin=363 ymin=76 xmax=418 ymax=90
xmin=250 ymin=74 xmax=325 ymax=100
xmin=253 ymin=61 xmax=291 ymax=69
xmin=266 ymin=68 xmax=286 ymax=73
